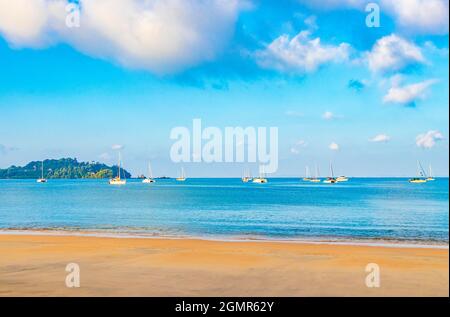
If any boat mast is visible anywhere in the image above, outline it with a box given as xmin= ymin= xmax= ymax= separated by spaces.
xmin=41 ymin=161 xmax=44 ymax=179
xmin=118 ymin=151 xmax=121 ymax=180
xmin=330 ymin=162 xmax=334 ymax=178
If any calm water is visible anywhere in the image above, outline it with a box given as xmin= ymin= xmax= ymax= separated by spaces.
xmin=0 ymin=178 xmax=448 ymax=242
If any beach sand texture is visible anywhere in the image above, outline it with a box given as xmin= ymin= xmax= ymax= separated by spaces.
xmin=0 ymin=234 xmax=448 ymax=296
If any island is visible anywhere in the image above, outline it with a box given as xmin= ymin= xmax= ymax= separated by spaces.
xmin=0 ymin=158 xmax=132 ymax=179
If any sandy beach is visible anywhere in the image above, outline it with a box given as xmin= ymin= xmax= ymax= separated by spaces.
xmin=0 ymin=233 xmax=448 ymax=297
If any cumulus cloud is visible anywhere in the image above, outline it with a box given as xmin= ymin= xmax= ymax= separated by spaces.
xmin=383 ymin=78 xmax=437 ymax=105
xmin=369 ymin=134 xmax=391 ymax=142
xmin=298 ymin=0 xmax=448 ymax=35
xmin=381 ymin=0 xmax=449 ymax=35
xmin=329 ymin=142 xmax=339 ymax=151
xmin=0 ymin=0 xmax=242 ymax=74
xmin=367 ymin=34 xmax=426 ymax=74
xmin=256 ymin=30 xmax=351 ymax=73
xmin=416 ymin=131 xmax=444 ymax=148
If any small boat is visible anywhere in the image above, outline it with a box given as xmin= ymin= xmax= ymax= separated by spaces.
xmin=142 ymin=162 xmax=155 ymax=183
xmin=309 ymin=164 xmax=321 ymax=182
xmin=323 ymin=163 xmax=337 ymax=184
xmin=426 ymin=165 xmax=435 ymax=181
xmin=109 ymin=151 xmax=126 ymax=185
xmin=252 ymin=166 xmax=268 ymax=183
xmin=176 ymin=167 xmax=186 ymax=181
xmin=408 ymin=161 xmax=427 ymax=183
xmin=336 ymin=176 xmax=349 ymax=182
xmin=36 ymin=161 xmax=47 ymax=183
xmin=242 ymin=168 xmax=252 ymax=183
xmin=303 ymin=166 xmax=311 ymax=181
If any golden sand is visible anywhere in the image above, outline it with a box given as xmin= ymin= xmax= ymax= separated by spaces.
xmin=0 ymin=234 xmax=447 ymax=296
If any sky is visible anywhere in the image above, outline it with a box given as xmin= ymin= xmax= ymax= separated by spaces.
xmin=0 ymin=0 xmax=449 ymax=177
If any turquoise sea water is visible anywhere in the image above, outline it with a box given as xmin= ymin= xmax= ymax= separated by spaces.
xmin=0 ymin=178 xmax=448 ymax=243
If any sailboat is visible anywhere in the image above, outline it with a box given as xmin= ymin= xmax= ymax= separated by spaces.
xmin=109 ymin=151 xmax=126 ymax=185
xmin=409 ymin=161 xmax=427 ymax=183
xmin=426 ymin=165 xmax=435 ymax=181
xmin=309 ymin=164 xmax=321 ymax=183
xmin=252 ymin=166 xmax=268 ymax=183
xmin=36 ymin=161 xmax=47 ymax=183
xmin=303 ymin=166 xmax=311 ymax=181
xmin=336 ymin=175 xmax=349 ymax=182
xmin=142 ymin=162 xmax=155 ymax=183
xmin=241 ymin=168 xmax=252 ymax=183
xmin=323 ymin=162 xmax=337 ymax=184
xmin=176 ymin=167 xmax=186 ymax=181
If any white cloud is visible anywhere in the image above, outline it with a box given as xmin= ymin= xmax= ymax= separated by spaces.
xmin=290 ymin=140 xmax=307 ymax=154
xmin=369 ymin=134 xmax=391 ymax=142
xmin=383 ymin=78 xmax=437 ymax=105
xmin=111 ymin=144 xmax=124 ymax=150
xmin=256 ymin=30 xmax=351 ymax=73
xmin=329 ymin=142 xmax=339 ymax=151
xmin=322 ymin=111 xmax=342 ymax=120
xmin=381 ymin=0 xmax=449 ymax=35
xmin=0 ymin=0 xmax=242 ymax=74
xmin=367 ymin=34 xmax=426 ymax=73
xmin=298 ymin=0 xmax=448 ymax=35
xmin=416 ymin=130 xmax=444 ymax=148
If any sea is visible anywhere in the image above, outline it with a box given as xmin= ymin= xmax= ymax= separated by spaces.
xmin=0 ymin=178 xmax=448 ymax=244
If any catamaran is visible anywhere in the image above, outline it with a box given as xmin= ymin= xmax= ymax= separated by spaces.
xmin=176 ymin=167 xmax=186 ymax=181
xmin=409 ymin=161 xmax=427 ymax=183
xmin=252 ymin=166 xmax=268 ymax=183
xmin=303 ymin=166 xmax=311 ymax=181
xmin=109 ymin=151 xmax=126 ymax=185
xmin=323 ymin=163 xmax=337 ymax=184
xmin=241 ymin=168 xmax=252 ymax=183
xmin=426 ymin=164 xmax=435 ymax=181
xmin=142 ymin=162 xmax=155 ymax=183
xmin=36 ymin=161 xmax=47 ymax=183
xmin=309 ymin=164 xmax=321 ymax=183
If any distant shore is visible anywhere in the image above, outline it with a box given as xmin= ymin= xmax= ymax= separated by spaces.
xmin=0 ymin=233 xmax=447 ymax=296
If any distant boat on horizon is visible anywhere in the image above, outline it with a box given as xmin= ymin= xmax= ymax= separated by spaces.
xmin=309 ymin=164 xmax=321 ymax=183
xmin=109 ymin=151 xmax=126 ymax=185
xmin=176 ymin=167 xmax=186 ymax=181
xmin=36 ymin=161 xmax=47 ymax=183
xmin=323 ymin=162 xmax=337 ymax=184
xmin=409 ymin=161 xmax=427 ymax=183
xmin=303 ymin=166 xmax=311 ymax=181
xmin=252 ymin=166 xmax=268 ymax=183
xmin=242 ymin=168 xmax=252 ymax=183
xmin=142 ymin=162 xmax=155 ymax=183
xmin=426 ymin=164 xmax=435 ymax=181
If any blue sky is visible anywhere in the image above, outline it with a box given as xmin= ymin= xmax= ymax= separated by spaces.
xmin=0 ymin=0 xmax=448 ymax=177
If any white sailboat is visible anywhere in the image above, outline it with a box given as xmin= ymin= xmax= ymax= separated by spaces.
xmin=252 ymin=165 xmax=268 ymax=183
xmin=309 ymin=164 xmax=321 ymax=183
xmin=426 ymin=164 xmax=435 ymax=181
xmin=109 ymin=151 xmax=126 ymax=185
xmin=36 ymin=161 xmax=47 ymax=183
xmin=303 ymin=166 xmax=311 ymax=181
xmin=323 ymin=162 xmax=337 ymax=184
xmin=409 ymin=161 xmax=427 ymax=183
xmin=142 ymin=162 xmax=155 ymax=183
xmin=176 ymin=167 xmax=186 ymax=181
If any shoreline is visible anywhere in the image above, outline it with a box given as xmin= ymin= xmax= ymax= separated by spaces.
xmin=0 ymin=228 xmax=448 ymax=249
